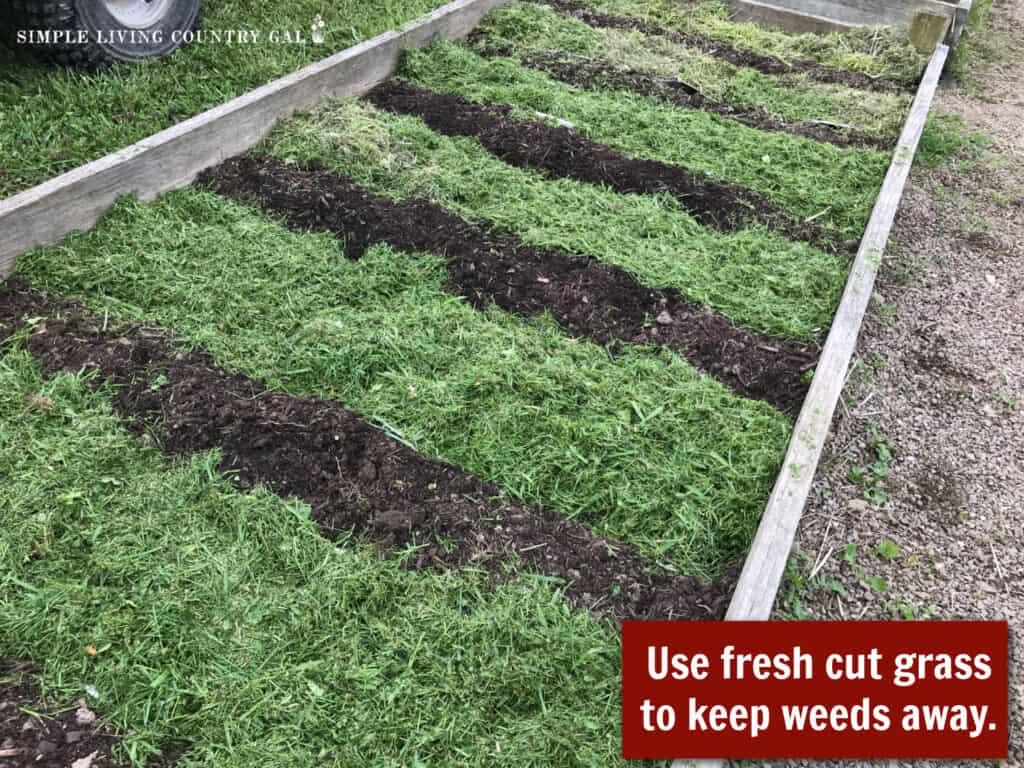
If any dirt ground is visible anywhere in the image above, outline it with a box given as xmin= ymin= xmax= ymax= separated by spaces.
xmin=0 ymin=281 xmax=734 ymax=624
xmin=781 ymin=0 xmax=1024 ymax=765
xmin=1 ymin=662 xmax=127 ymax=768
xmin=203 ymin=154 xmax=816 ymax=411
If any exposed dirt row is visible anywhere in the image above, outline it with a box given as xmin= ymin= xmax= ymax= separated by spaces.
xmin=534 ymin=0 xmax=913 ymax=93
xmin=367 ymin=79 xmax=849 ymax=254
xmin=202 ymin=155 xmax=818 ymax=413
xmin=0 ymin=661 xmax=162 ymax=768
xmin=470 ymin=46 xmax=890 ymax=150
xmin=0 ymin=279 xmax=733 ymax=624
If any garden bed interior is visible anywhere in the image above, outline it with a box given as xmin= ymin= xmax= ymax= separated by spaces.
xmin=0 ymin=0 xmax=962 ymax=764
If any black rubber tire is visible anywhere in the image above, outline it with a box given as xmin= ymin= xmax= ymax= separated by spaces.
xmin=1 ymin=0 xmax=201 ymax=68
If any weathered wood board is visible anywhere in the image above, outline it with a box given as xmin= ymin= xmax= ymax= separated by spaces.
xmin=670 ymin=42 xmax=952 ymax=768
xmin=0 ymin=0 xmax=511 ymax=278
xmin=727 ymin=42 xmax=950 ymax=622
xmin=728 ymin=0 xmax=965 ymax=49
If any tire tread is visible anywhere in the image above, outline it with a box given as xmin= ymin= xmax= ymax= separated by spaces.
xmin=2 ymin=0 xmax=200 ymax=68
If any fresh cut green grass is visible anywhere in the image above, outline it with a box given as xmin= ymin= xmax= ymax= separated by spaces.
xmin=400 ymin=42 xmax=891 ymax=237
xmin=267 ymin=100 xmax=845 ymax=340
xmin=475 ymin=2 xmax=911 ymax=142
xmin=18 ymin=189 xmax=791 ymax=577
xmin=570 ymin=0 xmax=927 ymax=81
xmin=0 ymin=0 xmax=451 ymax=199
xmin=0 ymin=341 xmax=625 ymax=767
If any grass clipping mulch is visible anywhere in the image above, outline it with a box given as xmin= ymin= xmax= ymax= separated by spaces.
xmin=0 ymin=279 xmax=732 ymax=624
xmin=535 ymin=0 xmax=916 ymax=92
xmin=203 ymin=154 xmax=818 ymax=412
xmin=0 ymin=337 xmax=628 ymax=766
xmin=366 ymin=78 xmax=849 ymax=253
xmin=17 ymin=187 xmax=791 ymax=580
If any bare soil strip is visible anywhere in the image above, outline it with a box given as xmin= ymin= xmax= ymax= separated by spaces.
xmin=535 ymin=0 xmax=912 ymax=93
xmin=0 ymin=661 xmax=170 ymax=768
xmin=367 ymin=80 xmax=848 ymax=254
xmin=0 ymin=280 xmax=733 ymax=623
xmin=473 ymin=46 xmax=889 ymax=150
xmin=202 ymin=155 xmax=817 ymax=412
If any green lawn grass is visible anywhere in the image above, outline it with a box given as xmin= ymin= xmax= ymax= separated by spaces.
xmin=268 ymin=100 xmax=845 ymax=340
xmin=0 ymin=0 xmax=451 ymax=199
xmin=400 ymin=42 xmax=891 ymax=237
xmin=474 ymin=2 xmax=912 ymax=142
xmin=18 ymin=189 xmax=791 ymax=578
xmin=0 ymin=341 xmax=626 ymax=767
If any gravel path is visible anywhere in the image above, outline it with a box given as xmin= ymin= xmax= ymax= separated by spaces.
xmin=777 ymin=2 xmax=1024 ymax=765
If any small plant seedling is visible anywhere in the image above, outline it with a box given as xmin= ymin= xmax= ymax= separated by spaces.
xmin=849 ymin=423 xmax=893 ymax=506
xmin=822 ymin=577 xmax=846 ymax=596
xmin=864 ymin=575 xmax=887 ymax=593
xmin=864 ymin=485 xmax=888 ymax=505
xmin=876 ymin=538 xmax=901 ymax=561
xmin=843 ymin=543 xmax=857 ymax=565
xmin=887 ymin=600 xmax=918 ymax=620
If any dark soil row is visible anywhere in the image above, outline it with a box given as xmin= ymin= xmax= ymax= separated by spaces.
xmin=367 ymin=79 xmax=849 ymax=254
xmin=473 ymin=46 xmax=890 ymax=150
xmin=0 ymin=661 xmax=184 ymax=767
xmin=535 ymin=0 xmax=913 ymax=93
xmin=0 ymin=280 xmax=733 ymax=624
xmin=0 ymin=662 xmax=132 ymax=768
xmin=202 ymin=155 xmax=817 ymax=413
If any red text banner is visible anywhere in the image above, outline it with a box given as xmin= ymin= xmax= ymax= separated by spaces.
xmin=621 ymin=621 xmax=1008 ymax=759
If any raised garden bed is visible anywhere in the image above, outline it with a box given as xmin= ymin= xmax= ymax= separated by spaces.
xmin=0 ymin=0 xmax=962 ymax=763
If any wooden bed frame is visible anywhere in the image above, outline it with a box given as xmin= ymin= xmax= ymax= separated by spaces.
xmin=728 ymin=0 xmax=972 ymax=49
xmin=0 ymin=6 xmax=974 ymax=765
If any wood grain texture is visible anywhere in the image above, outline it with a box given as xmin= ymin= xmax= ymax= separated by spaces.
xmin=0 ymin=0 xmax=511 ymax=277
xmin=727 ymin=0 xmax=958 ymax=34
xmin=670 ymin=43 xmax=950 ymax=768
xmin=728 ymin=0 xmax=859 ymax=33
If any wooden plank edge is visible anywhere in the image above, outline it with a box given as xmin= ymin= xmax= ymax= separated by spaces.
xmin=0 ymin=0 xmax=511 ymax=278
xmin=729 ymin=41 xmax=950 ymax=624
xmin=669 ymin=42 xmax=950 ymax=768
xmin=726 ymin=0 xmax=959 ymax=34
xmin=727 ymin=0 xmax=855 ymax=35
xmin=948 ymin=0 xmax=973 ymax=47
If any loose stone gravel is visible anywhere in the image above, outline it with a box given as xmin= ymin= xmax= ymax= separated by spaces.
xmin=777 ymin=2 xmax=1024 ymax=766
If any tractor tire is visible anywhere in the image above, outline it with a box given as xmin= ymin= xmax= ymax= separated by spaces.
xmin=1 ymin=0 xmax=201 ymax=68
